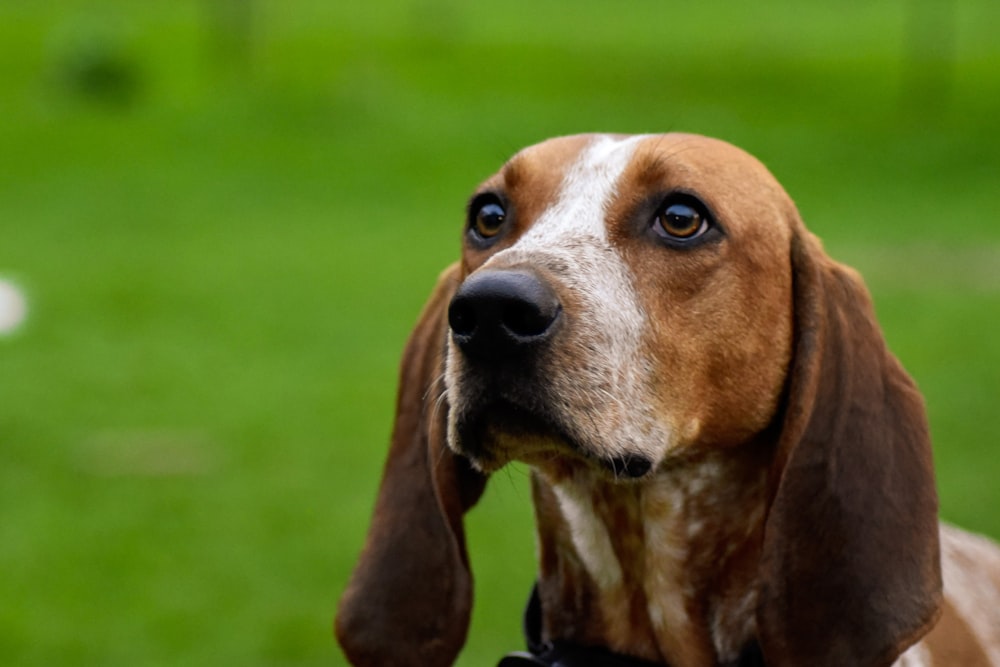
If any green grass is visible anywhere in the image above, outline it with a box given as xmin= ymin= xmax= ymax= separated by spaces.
xmin=1 ymin=1 xmax=998 ymax=664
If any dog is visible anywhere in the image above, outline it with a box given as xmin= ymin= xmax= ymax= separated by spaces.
xmin=337 ymin=134 xmax=1000 ymax=666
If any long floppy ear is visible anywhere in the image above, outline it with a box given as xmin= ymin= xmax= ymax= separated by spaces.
xmin=757 ymin=230 xmax=942 ymax=666
xmin=337 ymin=263 xmax=488 ymax=666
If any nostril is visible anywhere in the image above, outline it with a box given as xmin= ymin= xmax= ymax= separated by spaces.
xmin=448 ymin=300 xmax=478 ymax=337
xmin=502 ymin=300 xmax=561 ymax=338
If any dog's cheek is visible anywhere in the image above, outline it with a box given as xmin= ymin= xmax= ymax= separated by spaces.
xmin=694 ymin=287 xmax=793 ymax=447
xmin=710 ymin=253 xmax=794 ymax=443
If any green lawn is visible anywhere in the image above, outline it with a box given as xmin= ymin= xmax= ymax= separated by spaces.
xmin=1 ymin=1 xmax=998 ymax=665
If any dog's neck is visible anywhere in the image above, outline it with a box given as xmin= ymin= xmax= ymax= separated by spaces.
xmin=530 ymin=444 xmax=770 ymax=667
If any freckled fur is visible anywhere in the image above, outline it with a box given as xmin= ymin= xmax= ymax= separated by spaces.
xmin=447 ymin=135 xmax=672 ymax=471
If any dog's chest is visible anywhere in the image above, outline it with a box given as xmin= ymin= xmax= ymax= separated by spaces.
xmin=532 ymin=459 xmax=767 ymax=666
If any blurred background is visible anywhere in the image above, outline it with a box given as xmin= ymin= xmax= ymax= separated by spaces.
xmin=1 ymin=1 xmax=998 ymax=664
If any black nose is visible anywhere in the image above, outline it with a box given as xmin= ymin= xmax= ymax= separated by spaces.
xmin=448 ymin=269 xmax=561 ymax=362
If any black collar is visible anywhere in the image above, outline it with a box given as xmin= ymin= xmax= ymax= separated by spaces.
xmin=499 ymin=641 xmax=661 ymax=667
xmin=500 ymin=584 xmax=765 ymax=667
xmin=499 ymin=642 xmax=764 ymax=667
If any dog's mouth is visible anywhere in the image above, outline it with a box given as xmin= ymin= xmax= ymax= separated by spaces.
xmin=452 ymin=399 xmax=653 ymax=480
xmin=453 ymin=400 xmax=566 ymax=466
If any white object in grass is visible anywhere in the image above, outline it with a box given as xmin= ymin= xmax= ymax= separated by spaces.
xmin=0 ymin=279 xmax=27 ymax=334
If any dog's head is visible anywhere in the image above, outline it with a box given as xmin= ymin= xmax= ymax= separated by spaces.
xmin=337 ymin=134 xmax=941 ymax=667
xmin=445 ymin=134 xmax=796 ymax=480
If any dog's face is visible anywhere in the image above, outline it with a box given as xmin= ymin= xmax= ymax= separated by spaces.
xmin=340 ymin=133 xmax=943 ymax=667
xmin=444 ymin=134 xmax=797 ymax=479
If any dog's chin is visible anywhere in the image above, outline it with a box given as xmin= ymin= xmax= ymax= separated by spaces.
xmin=450 ymin=402 xmax=655 ymax=481
xmin=449 ymin=401 xmax=567 ymax=471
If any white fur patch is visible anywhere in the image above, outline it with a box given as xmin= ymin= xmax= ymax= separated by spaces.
xmin=640 ymin=478 xmax=690 ymax=640
xmin=893 ymin=641 xmax=934 ymax=667
xmin=482 ymin=134 xmax=674 ymax=463
xmin=551 ymin=479 xmax=623 ymax=590
xmin=939 ymin=524 xmax=1000 ymax=664
xmin=516 ymin=135 xmax=648 ymax=249
xmin=710 ymin=589 xmax=759 ymax=664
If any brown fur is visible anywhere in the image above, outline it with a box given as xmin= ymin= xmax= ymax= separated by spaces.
xmin=336 ymin=265 xmax=487 ymax=666
xmin=337 ymin=134 xmax=1000 ymax=666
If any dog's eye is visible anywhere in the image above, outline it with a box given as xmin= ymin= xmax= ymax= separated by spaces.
xmin=653 ymin=201 xmax=709 ymax=241
xmin=472 ymin=200 xmax=507 ymax=239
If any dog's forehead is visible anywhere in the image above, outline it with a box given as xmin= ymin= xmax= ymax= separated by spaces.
xmin=483 ymin=133 xmax=790 ymax=235
xmin=500 ymin=133 xmax=774 ymax=186
xmin=493 ymin=134 xmax=634 ymax=202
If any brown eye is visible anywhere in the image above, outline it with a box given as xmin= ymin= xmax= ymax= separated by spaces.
xmin=653 ymin=202 xmax=708 ymax=240
xmin=473 ymin=201 xmax=506 ymax=239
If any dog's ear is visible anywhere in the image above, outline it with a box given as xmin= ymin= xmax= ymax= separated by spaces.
xmin=337 ymin=263 xmax=488 ymax=667
xmin=757 ymin=230 xmax=942 ymax=666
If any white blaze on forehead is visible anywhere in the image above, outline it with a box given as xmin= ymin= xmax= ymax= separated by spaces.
xmin=483 ymin=134 xmax=672 ymax=462
xmin=518 ymin=134 xmax=649 ymax=248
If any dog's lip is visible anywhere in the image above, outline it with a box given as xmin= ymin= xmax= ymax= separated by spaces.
xmin=458 ymin=399 xmax=571 ymax=450
xmin=452 ymin=398 xmax=571 ymax=468
xmin=455 ymin=399 xmax=655 ymax=480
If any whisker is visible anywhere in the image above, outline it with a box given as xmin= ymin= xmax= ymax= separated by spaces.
xmin=430 ymin=386 xmax=449 ymax=425
xmin=422 ymin=370 xmax=448 ymax=403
